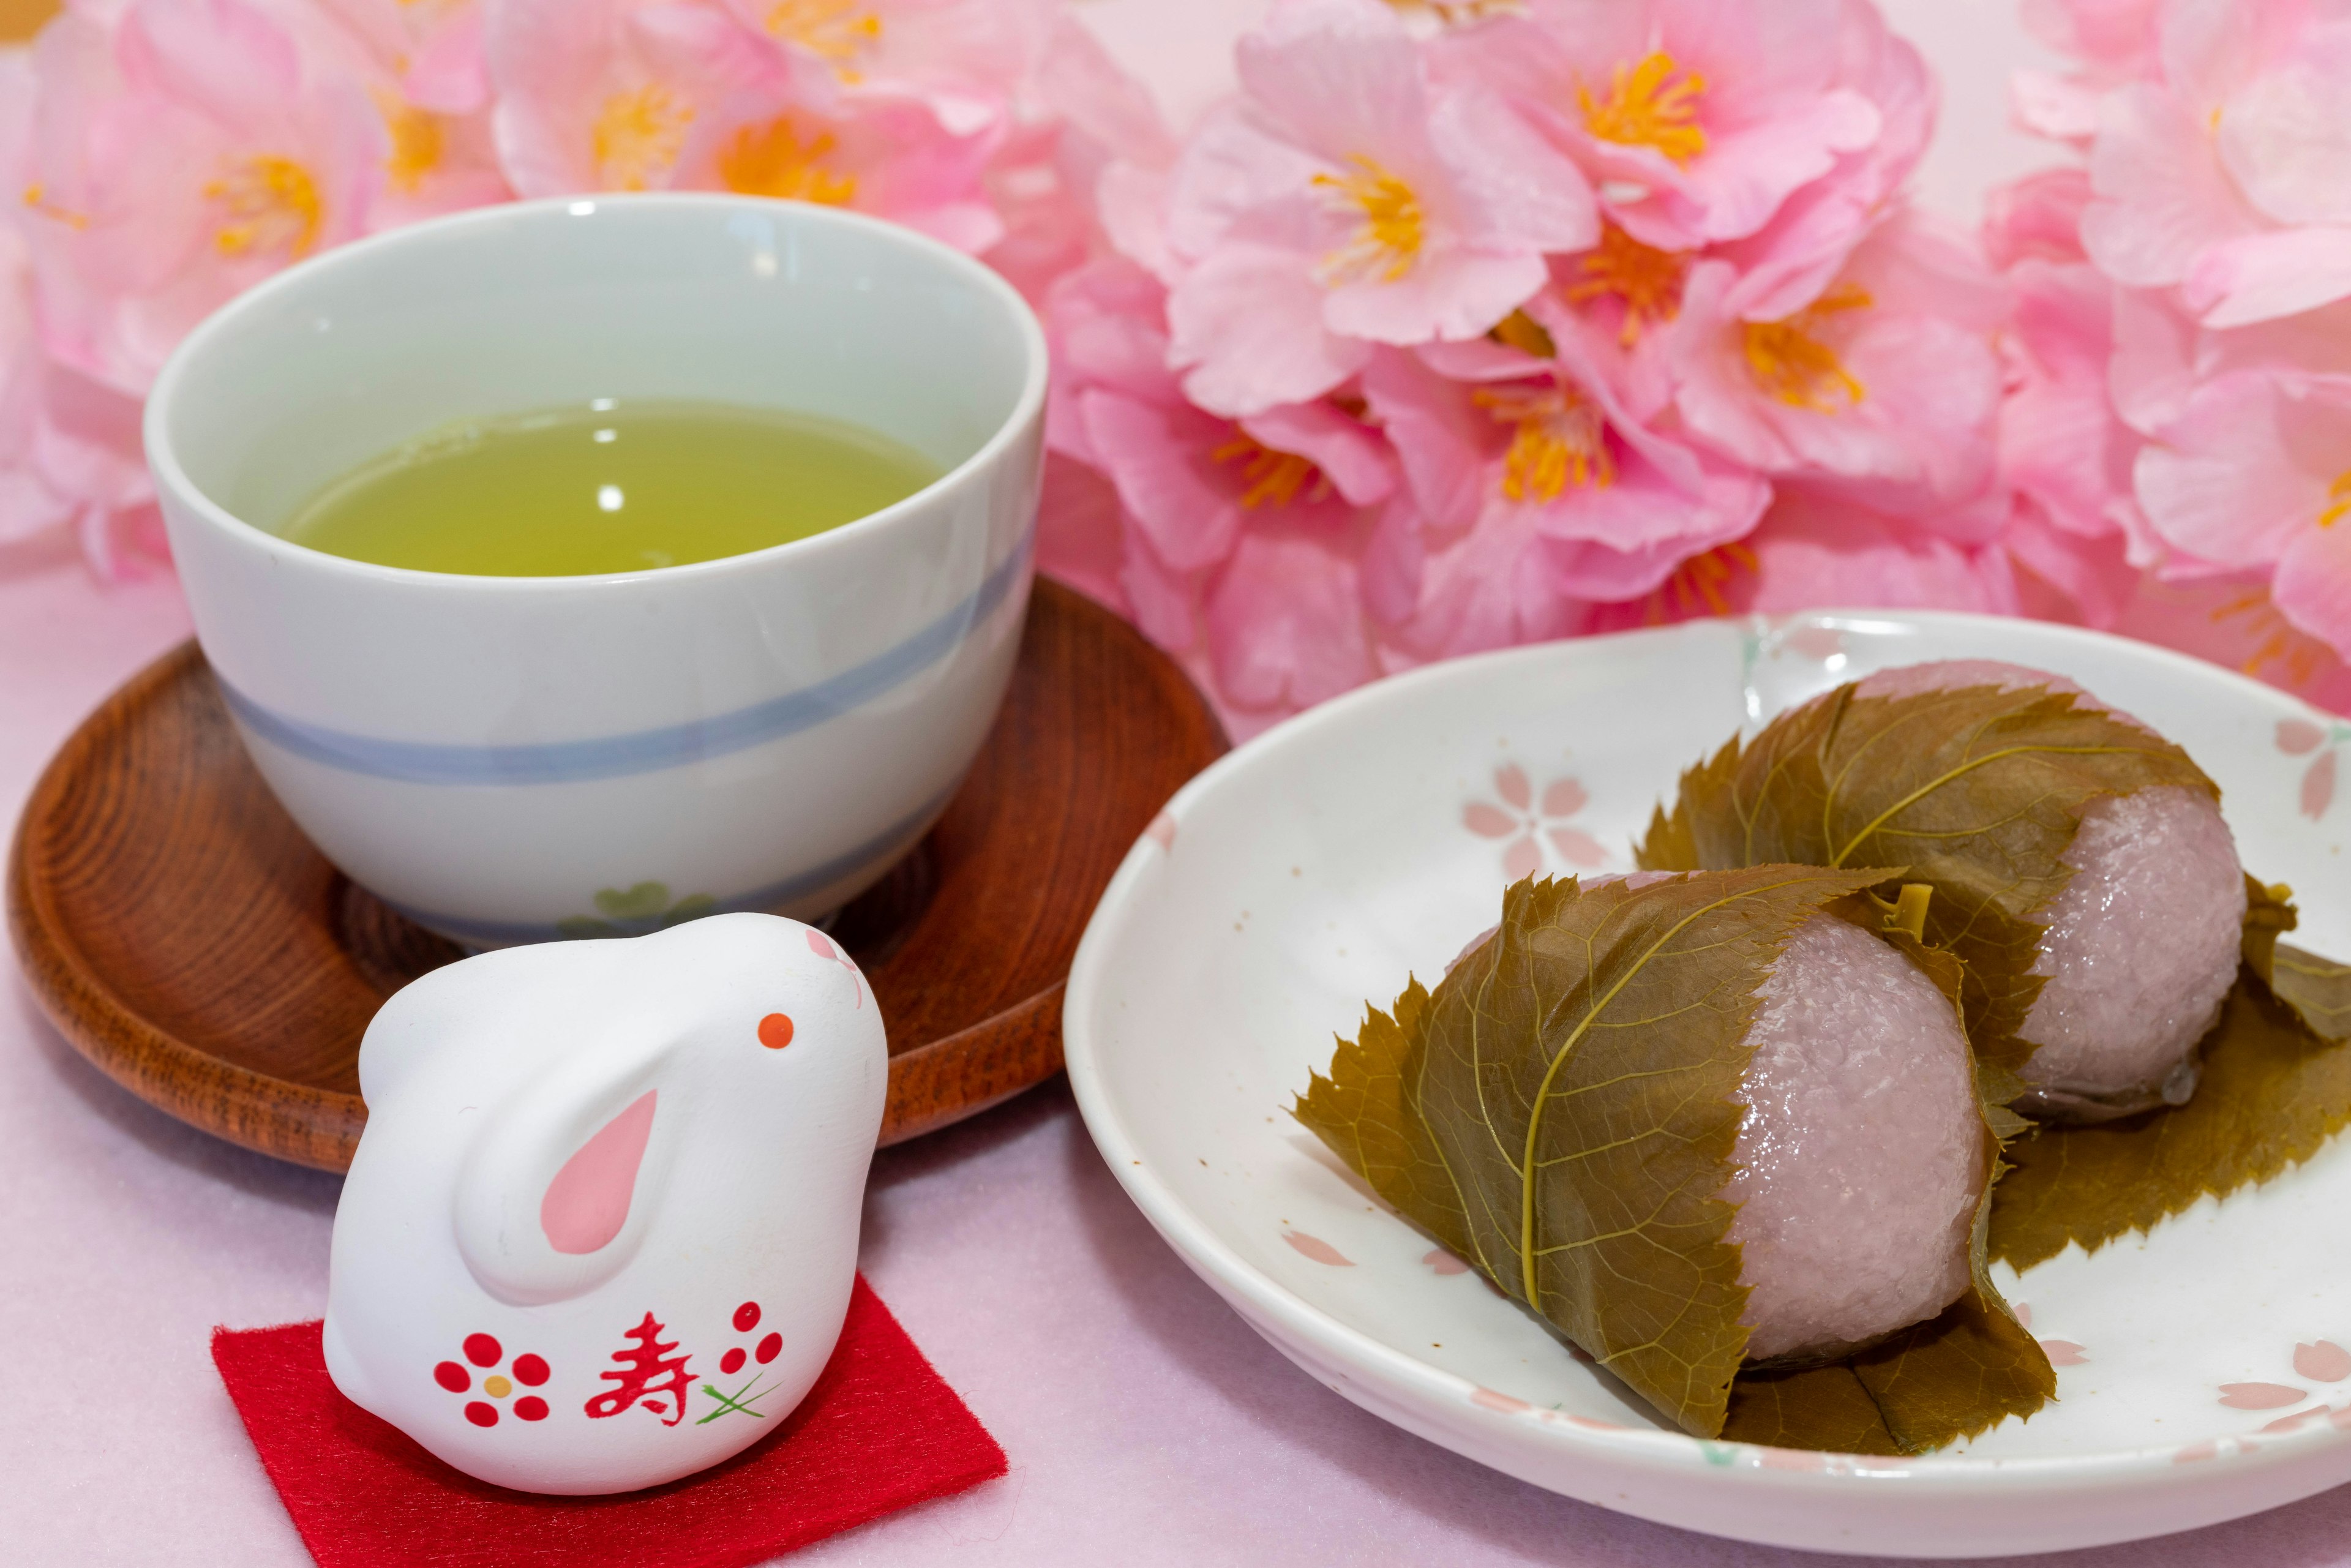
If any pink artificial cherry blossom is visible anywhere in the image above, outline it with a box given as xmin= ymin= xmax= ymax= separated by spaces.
xmin=487 ymin=0 xmax=1002 ymax=250
xmin=310 ymin=0 xmax=514 ymax=228
xmin=1042 ymin=254 xmax=1405 ymax=731
xmin=1431 ymin=0 xmax=1895 ymax=253
xmin=1157 ymin=0 xmax=1597 ymax=418
xmin=1584 ymin=484 xmax=2021 ymax=632
xmin=2135 ymin=369 xmax=2351 ymax=661
xmin=18 ymin=0 xmax=386 ymax=394
xmin=0 ymin=49 xmax=76 ymax=557
xmin=2060 ymin=0 xmax=2351 ymax=329
xmin=1362 ymin=297 xmax=1769 ymax=619
xmin=1665 ymin=211 xmax=2008 ymax=536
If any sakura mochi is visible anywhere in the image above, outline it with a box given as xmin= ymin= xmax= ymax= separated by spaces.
xmin=1298 ymin=865 xmax=2042 ymax=1448
xmin=1850 ymin=661 xmax=2247 ymax=1117
xmin=1727 ymin=913 xmax=1982 ymax=1362
xmin=323 ymin=914 xmax=887 ymax=1495
xmin=1643 ymin=657 xmax=2248 ymax=1122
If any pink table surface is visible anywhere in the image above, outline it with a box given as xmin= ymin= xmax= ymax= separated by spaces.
xmin=7 ymin=557 xmax=2351 ymax=1567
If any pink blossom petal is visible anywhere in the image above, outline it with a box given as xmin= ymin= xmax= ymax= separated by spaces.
xmin=1422 ymin=1248 xmax=1469 ymax=1275
xmin=2276 ymin=517 xmax=2351 ymax=664
xmin=2295 ymin=1341 xmax=2351 ymax=1382
xmin=2186 ymin=228 xmax=2351 ymax=329
xmin=1169 ymin=241 xmax=1374 ymax=418
xmin=2039 ymin=1339 xmax=2089 ymax=1367
xmin=2279 ymin=719 xmax=2328 ymax=755
xmin=1471 ymin=1387 xmax=1531 ymax=1414
xmin=1547 ymin=828 xmax=1607 ymax=868
xmin=2080 ymin=83 xmax=2265 ymax=288
xmin=1502 ymin=834 xmax=1542 ymax=881
xmin=2306 ymin=751 xmax=2339 ymax=821
xmin=1541 ymin=778 xmax=1589 ymax=817
xmin=2135 ymin=372 xmax=2345 ymax=570
xmin=1283 ymin=1230 xmax=1354 ymax=1266
xmin=2219 ymin=1382 xmax=2309 ymax=1410
xmin=1079 ymin=389 xmax=1245 ymax=574
xmin=1494 ymin=763 xmax=1531 ymax=811
xmin=1463 ymin=802 xmax=1520 ymax=839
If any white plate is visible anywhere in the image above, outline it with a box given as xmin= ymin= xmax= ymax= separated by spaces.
xmin=1063 ymin=611 xmax=2351 ymax=1558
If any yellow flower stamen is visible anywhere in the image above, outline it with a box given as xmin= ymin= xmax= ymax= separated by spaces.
xmin=1474 ymin=383 xmax=1614 ymax=501
xmin=21 ymin=183 xmax=90 ymax=230
xmin=1580 ymin=52 xmax=1708 ymax=165
xmin=381 ymin=101 xmax=445 ymax=194
xmin=1641 ymin=541 xmax=1758 ymax=622
xmin=593 ymin=84 xmax=693 ymax=193
xmin=1312 ymin=156 xmax=1425 ymax=284
xmin=204 ymin=157 xmax=322 ymax=259
xmin=1565 ymin=223 xmax=1687 ymax=343
xmin=718 ymin=117 xmax=857 ymax=205
xmin=2211 ymin=588 xmax=2328 ymax=688
xmin=1742 ymin=283 xmax=1873 ymax=411
xmin=1489 ymin=309 xmax=1556 ymax=359
xmin=766 ymin=0 xmax=883 ymax=81
xmin=1210 ymin=430 xmax=1328 ymax=509
xmin=2321 ymin=471 xmax=2351 ymax=528
xmin=1380 ymin=0 xmax=1523 ymax=23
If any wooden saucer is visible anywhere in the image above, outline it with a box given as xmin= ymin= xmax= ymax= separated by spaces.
xmin=7 ymin=579 xmax=1224 ymax=1171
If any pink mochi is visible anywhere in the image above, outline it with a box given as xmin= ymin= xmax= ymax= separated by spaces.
xmin=1723 ymin=915 xmax=1984 ymax=1361
xmin=1854 ymin=661 xmax=2246 ymax=1114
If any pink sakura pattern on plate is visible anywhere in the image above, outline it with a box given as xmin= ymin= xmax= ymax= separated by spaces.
xmin=1422 ymin=1248 xmax=1469 ymax=1277
xmin=2214 ymin=1338 xmax=2351 ymax=1435
xmin=2276 ymin=718 xmax=2351 ymax=820
xmin=1463 ymin=764 xmax=1607 ymax=881
xmin=1144 ymin=811 xmax=1177 ymax=852
xmin=2009 ymin=1301 xmax=2088 ymax=1368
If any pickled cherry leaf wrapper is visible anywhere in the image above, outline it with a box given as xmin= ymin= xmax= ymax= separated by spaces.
xmin=1989 ymin=948 xmax=2351 ymax=1270
xmin=1723 ymin=1294 xmax=2051 ymax=1455
xmin=1292 ymin=976 xmax=1475 ymax=1263
xmin=1636 ymin=680 xmax=2214 ymax=1079
xmin=2271 ymin=945 xmax=2351 ymax=1041
xmin=1294 ymin=868 xmax=2053 ymax=1451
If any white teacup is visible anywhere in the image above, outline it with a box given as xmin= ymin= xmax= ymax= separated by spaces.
xmin=146 ymin=195 xmax=1045 ymax=947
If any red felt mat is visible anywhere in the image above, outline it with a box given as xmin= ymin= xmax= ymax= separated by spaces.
xmin=212 ymin=1277 xmax=1005 ymax=1568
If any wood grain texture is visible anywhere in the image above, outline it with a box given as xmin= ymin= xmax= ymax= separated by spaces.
xmin=7 ymin=578 xmax=1224 ymax=1170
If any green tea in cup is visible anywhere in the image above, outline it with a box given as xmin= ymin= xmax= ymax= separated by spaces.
xmin=280 ymin=399 xmax=940 ymax=576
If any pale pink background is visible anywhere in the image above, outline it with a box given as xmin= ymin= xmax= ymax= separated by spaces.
xmin=7 ymin=560 xmax=2351 ymax=1567
xmin=3 ymin=8 xmax=2342 ymax=1561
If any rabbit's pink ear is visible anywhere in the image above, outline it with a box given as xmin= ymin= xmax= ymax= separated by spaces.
xmin=540 ymin=1090 xmax=658 ymax=1255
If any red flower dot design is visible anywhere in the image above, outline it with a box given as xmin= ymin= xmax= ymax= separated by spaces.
xmin=734 ymin=1301 xmax=762 ymax=1332
xmin=756 ymin=1332 xmax=781 ymax=1365
xmin=758 ymin=1013 xmax=795 ymax=1049
xmin=437 ymin=1336 xmax=549 ymax=1430
xmin=721 ymin=1348 xmax=747 ymax=1375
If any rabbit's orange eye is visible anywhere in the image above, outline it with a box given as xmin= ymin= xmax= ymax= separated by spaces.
xmin=758 ymin=1013 xmax=795 ymax=1050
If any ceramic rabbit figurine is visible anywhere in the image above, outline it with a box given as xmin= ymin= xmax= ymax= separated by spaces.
xmin=323 ymin=913 xmax=886 ymax=1494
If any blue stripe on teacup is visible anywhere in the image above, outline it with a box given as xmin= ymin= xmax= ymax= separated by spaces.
xmin=378 ymin=777 xmax=958 ymax=946
xmin=217 ymin=535 xmax=1032 ymax=787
